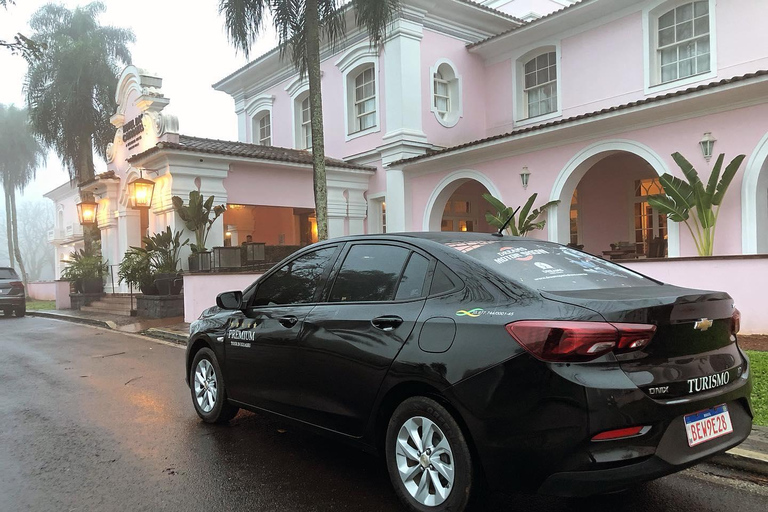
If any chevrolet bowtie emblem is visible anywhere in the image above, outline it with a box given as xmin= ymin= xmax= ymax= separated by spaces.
xmin=694 ymin=318 xmax=713 ymax=331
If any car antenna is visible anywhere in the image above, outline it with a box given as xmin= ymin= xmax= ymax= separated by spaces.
xmin=492 ymin=206 xmax=520 ymax=237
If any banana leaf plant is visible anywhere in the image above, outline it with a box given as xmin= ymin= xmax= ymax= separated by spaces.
xmin=647 ymin=152 xmax=745 ymax=256
xmin=171 ymin=191 xmax=226 ymax=253
xmin=483 ymin=193 xmax=560 ymax=236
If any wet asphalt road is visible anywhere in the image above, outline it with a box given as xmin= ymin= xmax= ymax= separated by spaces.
xmin=1 ymin=316 xmax=767 ymax=512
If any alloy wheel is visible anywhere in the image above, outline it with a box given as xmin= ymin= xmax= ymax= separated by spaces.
xmin=395 ymin=416 xmax=455 ymax=507
xmin=194 ymin=359 xmax=218 ymax=413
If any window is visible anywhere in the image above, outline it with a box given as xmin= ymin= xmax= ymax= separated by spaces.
xmin=570 ymin=189 xmax=581 ymax=246
xmin=329 ymin=244 xmax=411 ymax=302
xmin=524 ymin=52 xmax=557 ymax=118
xmin=353 ymin=66 xmax=376 ymax=132
xmin=256 ymin=112 xmax=271 ymax=146
xmin=381 ymin=201 xmax=387 ymax=234
xmin=253 ymin=246 xmax=338 ymax=306
xmin=430 ymin=61 xmax=462 ymax=127
xmin=441 ymin=198 xmax=477 ymax=232
xmin=300 ymin=96 xmax=312 ymax=150
xmin=633 ymin=178 xmax=668 ymax=257
xmin=429 ymin=263 xmax=458 ymax=295
xmin=394 ymin=253 xmax=430 ymax=300
xmin=657 ymin=1 xmax=710 ymax=83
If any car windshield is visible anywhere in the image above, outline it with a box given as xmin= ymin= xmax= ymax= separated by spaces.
xmin=442 ymin=240 xmax=655 ymax=291
xmin=0 ymin=268 xmax=18 ymax=279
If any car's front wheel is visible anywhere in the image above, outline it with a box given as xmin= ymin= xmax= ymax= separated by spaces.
xmin=189 ymin=348 xmax=239 ymax=423
xmin=385 ymin=396 xmax=478 ymax=511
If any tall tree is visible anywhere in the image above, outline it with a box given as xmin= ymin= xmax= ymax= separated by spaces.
xmin=16 ymin=200 xmax=55 ymax=281
xmin=1 ymin=0 xmax=44 ymax=61
xmin=219 ymin=0 xmax=400 ymax=241
xmin=0 ymin=104 xmax=46 ymax=284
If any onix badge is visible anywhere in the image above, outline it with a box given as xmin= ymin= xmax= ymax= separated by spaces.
xmin=694 ymin=318 xmax=713 ymax=331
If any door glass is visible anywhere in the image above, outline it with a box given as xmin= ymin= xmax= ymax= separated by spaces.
xmin=253 ymin=246 xmax=338 ymax=305
xmin=329 ymin=244 xmax=410 ymax=302
xmin=395 ymin=253 xmax=430 ymax=300
xmin=430 ymin=263 xmax=458 ymax=295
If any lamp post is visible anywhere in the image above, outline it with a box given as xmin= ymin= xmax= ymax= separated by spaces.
xmin=699 ymin=132 xmax=716 ymax=162
xmin=127 ymin=170 xmax=155 ymax=210
xmin=520 ymin=167 xmax=531 ymax=189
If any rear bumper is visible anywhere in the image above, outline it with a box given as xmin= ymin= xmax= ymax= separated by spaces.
xmin=0 ymin=296 xmax=25 ymax=308
xmin=537 ymin=398 xmax=753 ymax=497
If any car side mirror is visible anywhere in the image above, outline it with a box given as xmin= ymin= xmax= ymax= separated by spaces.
xmin=216 ymin=290 xmax=243 ymax=310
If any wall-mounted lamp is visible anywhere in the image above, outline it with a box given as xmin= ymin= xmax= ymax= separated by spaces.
xmin=699 ymin=132 xmax=716 ymax=162
xmin=520 ymin=167 xmax=531 ymax=189
xmin=76 ymin=199 xmax=99 ymax=226
xmin=127 ymin=169 xmax=156 ymax=209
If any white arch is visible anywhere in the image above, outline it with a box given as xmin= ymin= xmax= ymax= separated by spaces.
xmin=548 ymin=139 xmax=680 ymax=257
xmin=742 ymin=132 xmax=768 ymax=254
xmin=422 ymin=170 xmax=503 ymax=232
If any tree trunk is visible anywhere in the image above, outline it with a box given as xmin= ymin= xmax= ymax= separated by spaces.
xmin=9 ymin=190 xmax=28 ymax=286
xmin=4 ymin=187 xmax=14 ymax=269
xmin=305 ymin=0 xmax=329 ymax=242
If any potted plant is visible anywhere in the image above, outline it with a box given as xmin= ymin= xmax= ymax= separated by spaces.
xmin=143 ymin=227 xmax=188 ymax=295
xmin=172 ymin=191 xmax=226 ymax=272
xmin=118 ymin=247 xmax=157 ymax=296
xmin=61 ymin=247 xmax=108 ymax=294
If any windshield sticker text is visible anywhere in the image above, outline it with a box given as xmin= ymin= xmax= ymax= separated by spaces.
xmin=494 ymin=247 xmax=549 ymax=264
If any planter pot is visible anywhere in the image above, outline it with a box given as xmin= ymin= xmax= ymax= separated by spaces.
xmin=140 ymin=281 xmax=159 ymax=296
xmin=154 ymin=273 xmax=183 ymax=296
xmin=188 ymin=252 xmax=212 ymax=272
xmin=81 ymin=277 xmax=104 ymax=294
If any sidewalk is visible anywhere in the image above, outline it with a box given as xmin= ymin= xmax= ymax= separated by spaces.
xmin=25 ymin=308 xmax=768 ymax=478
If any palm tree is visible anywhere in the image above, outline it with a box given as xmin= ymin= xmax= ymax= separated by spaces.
xmin=25 ymin=2 xmax=133 ymax=185
xmin=0 ymin=104 xmax=46 ymax=284
xmin=219 ymin=0 xmax=400 ymax=241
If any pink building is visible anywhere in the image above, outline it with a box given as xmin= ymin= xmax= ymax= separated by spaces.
xmin=47 ymin=0 xmax=768 ymax=331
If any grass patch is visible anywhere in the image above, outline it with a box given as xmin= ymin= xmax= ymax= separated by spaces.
xmin=26 ymin=300 xmax=55 ymax=311
xmin=747 ymin=350 xmax=768 ymax=427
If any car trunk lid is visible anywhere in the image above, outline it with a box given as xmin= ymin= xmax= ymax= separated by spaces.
xmin=541 ymin=285 xmax=744 ymax=399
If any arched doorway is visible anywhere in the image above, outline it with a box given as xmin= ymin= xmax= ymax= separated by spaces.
xmin=423 ymin=170 xmax=502 ymax=232
xmin=742 ymin=133 xmax=768 ymax=254
xmin=550 ymin=140 xmax=679 ymax=257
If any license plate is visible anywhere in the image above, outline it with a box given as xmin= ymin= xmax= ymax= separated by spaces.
xmin=684 ymin=404 xmax=733 ymax=447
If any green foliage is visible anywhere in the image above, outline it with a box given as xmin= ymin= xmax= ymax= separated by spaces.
xmin=24 ymin=2 xmax=134 ymax=184
xmin=746 ymin=351 xmax=767 ymax=426
xmin=647 ymin=152 xmax=745 ymax=256
xmin=171 ymin=191 xmax=226 ymax=253
xmin=141 ymin=227 xmax=189 ymax=274
xmin=117 ymin=247 xmax=153 ymax=290
xmin=484 ymin=193 xmax=560 ymax=236
xmin=60 ymin=247 xmax=107 ymax=282
xmin=0 ymin=1 xmax=46 ymax=62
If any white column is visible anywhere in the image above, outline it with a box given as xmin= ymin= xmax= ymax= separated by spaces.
xmin=347 ymin=189 xmax=368 ymax=235
xmin=385 ymin=168 xmax=406 ymax=233
xmin=383 ymin=18 xmax=427 ymax=144
xmin=327 ymin=186 xmax=348 ymax=239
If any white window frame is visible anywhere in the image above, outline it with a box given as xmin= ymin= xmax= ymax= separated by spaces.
xmin=643 ymin=0 xmax=717 ymax=95
xmin=300 ymin=94 xmax=312 ymax=150
xmin=367 ymin=193 xmax=387 ymax=234
xmin=352 ymin=66 xmax=377 ymax=133
xmin=513 ymin=44 xmax=562 ymax=127
xmin=285 ymin=76 xmax=315 ymax=150
xmin=250 ymin=111 xmax=271 ymax=146
xmin=429 ymin=59 xmax=463 ymax=128
xmin=244 ymin=94 xmax=274 ymax=145
xmin=336 ymin=43 xmax=381 ymax=141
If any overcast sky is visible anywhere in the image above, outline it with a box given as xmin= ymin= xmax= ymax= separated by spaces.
xmin=0 ymin=0 xmax=278 ymax=204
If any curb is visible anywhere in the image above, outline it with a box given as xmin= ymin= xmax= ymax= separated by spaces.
xmin=710 ymin=447 xmax=768 ymax=477
xmin=27 ymin=310 xmax=117 ymax=330
xmin=143 ymin=328 xmax=187 ymax=345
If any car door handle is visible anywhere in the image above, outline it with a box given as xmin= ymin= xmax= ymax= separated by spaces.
xmin=371 ymin=315 xmax=404 ymax=332
xmin=278 ymin=315 xmax=298 ymax=328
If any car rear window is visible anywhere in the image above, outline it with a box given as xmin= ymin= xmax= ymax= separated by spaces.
xmin=442 ymin=240 xmax=654 ymax=291
xmin=0 ymin=268 xmax=18 ymax=279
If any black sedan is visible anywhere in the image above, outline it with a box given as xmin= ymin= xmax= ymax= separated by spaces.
xmin=185 ymin=233 xmax=752 ymax=511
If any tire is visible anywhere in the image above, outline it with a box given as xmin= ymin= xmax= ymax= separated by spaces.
xmin=189 ymin=348 xmax=239 ymax=424
xmin=1 ymin=308 xmax=11 ymax=317
xmin=15 ymin=304 xmax=26 ymax=317
xmin=385 ymin=396 xmax=477 ymax=512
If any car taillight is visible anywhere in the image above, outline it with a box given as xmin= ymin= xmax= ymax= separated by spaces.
xmin=10 ymin=281 xmax=24 ymax=290
xmin=591 ymin=425 xmax=649 ymax=441
xmin=505 ymin=321 xmax=656 ymax=362
xmin=731 ymin=308 xmax=741 ymax=335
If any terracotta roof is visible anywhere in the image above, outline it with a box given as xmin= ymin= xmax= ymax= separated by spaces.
xmin=128 ymin=135 xmax=376 ymax=171
xmin=468 ymin=0 xmax=595 ymax=49
xmin=391 ymin=70 xmax=768 ymax=167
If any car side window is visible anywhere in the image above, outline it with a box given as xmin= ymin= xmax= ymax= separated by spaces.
xmin=394 ymin=253 xmax=430 ymax=300
xmin=253 ymin=246 xmax=338 ymax=306
xmin=430 ymin=263 xmax=458 ymax=295
xmin=329 ymin=244 xmax=410 ymax=302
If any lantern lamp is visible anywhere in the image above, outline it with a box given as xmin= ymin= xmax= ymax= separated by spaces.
xmin=520 ymin=166 xmax=531 ymax=189
xmin=77 ymin=199 xmax=99 ymax=226
xmin=127 ymin=170 xmax=155 ymax=210
xmin=699 ymin=132 xmax=716 ymax=162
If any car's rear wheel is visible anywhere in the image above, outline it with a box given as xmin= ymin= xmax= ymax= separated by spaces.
xmin=14 ymin=304 xmax=25 ymax=317
xmin=190 ymin=348 xmax=239 ymax=423
xmin=385 ymin=396 xmax=477 ymax=511
xmin=1 ymin=308 xmax=11 ymax=317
